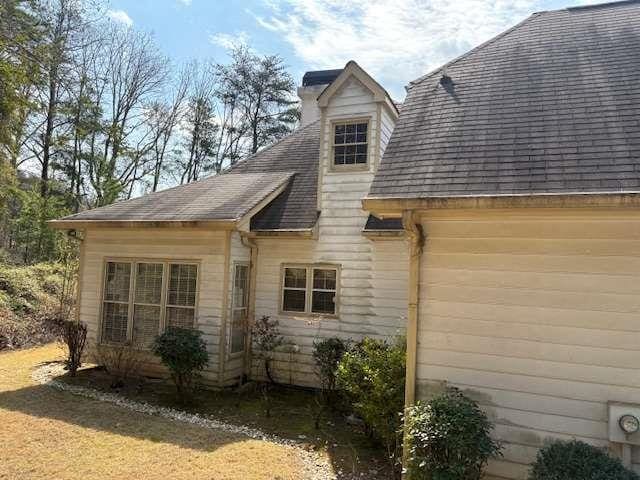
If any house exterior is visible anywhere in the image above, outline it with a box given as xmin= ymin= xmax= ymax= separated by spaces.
xmin=52 ymin=1 xmax=640 ymax=478
xmin=52 ymin=61 xmax=405 ymax=388
xmin=363 ymin=1 xmax=640 ymax=478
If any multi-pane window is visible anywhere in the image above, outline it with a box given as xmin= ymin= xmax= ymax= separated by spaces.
xmin=102 ymin=262 xmax=132 ymax=343
xmin=166 ymin=264 xmax=197 ymax=329
xmin=101 ymin=260 xmax=198 ymax=347
xmin=132 ymin=263 xmax=164 ymax=348
xmin=333 ymin=121 xmax=368 ymax=166
xmin=312 ymin=269 xmax=337 ymax=314
xmin=281 ymin=265 xmax=339 ymax=315
xmin=230 ymin=264 xmax=249 ymax=354
xmin=282 ymin=267 xmax=307 ymax=312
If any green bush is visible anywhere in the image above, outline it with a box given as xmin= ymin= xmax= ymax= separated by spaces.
xmin=152 ymin=327 xmax=208 ymax=401
xmin=312 ymin=336 xmax=350 ymax=401
xmin=529 ymin=439 xmax=639 ymax=480
xmin=405 ymin=387 xmax=501 ymax=480
xmin=336 ymin=336 xmax=406 ymax=468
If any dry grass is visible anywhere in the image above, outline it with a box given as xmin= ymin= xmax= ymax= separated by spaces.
xmin=0 ymin=345 xmax=315 ymax=480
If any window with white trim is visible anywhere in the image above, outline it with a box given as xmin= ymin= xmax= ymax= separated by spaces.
xmin=333 ymin=121 xmax=368 ymax=166
xmin=230 ymin=263 xmax=249 ymax=354
xmin=101 ymin=260 xmax=198 ymax=348
xmin=281 ymin=265 xmax=338 ymax=315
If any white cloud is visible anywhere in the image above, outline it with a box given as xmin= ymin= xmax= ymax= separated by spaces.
xmin=177 ymin=0 xmax=192 ymax=6
xmin=107 ymin=9 xmax=133 ymax=27
xmin=209 ymin=31 xmax=250 ymax=50
xmin=255 ymin=0 xmax=567 ymax=97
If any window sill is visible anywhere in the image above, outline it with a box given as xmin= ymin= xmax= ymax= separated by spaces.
xmin=278 ymin=310 xmax=340 ymax=321
xmin=98 ymin=341 xmax=153 ymax=352
xmin=328 ymin=164 xmax=369 ymax=173
xmin=227 ymin=350 xmax=245 ymax=359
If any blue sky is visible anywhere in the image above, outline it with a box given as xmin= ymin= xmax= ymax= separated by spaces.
xmin=106 ymin=0 xmax=601 ymax=100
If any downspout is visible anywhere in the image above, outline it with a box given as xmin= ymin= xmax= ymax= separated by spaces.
xmin=240 ymin=233 xmax=258 ymax=381
xmin=402 ymin=210 xmax=424 ymax=468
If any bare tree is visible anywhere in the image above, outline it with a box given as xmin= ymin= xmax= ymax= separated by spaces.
xmin=146 ymin=64 xmax=190 ymax=191
xmin=86 ymin=25 xmax=168 ymax=206
xmin=176 ymin=62 xmax=216 ymax=183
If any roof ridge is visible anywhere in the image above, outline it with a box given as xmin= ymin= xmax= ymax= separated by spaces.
xmin=224 ymin=119 xmax=320 ymax=174
xmin=565 ymin=0 xmax=640 ymax=12
xmin=407 ymin=12 xmax=543 ymax=90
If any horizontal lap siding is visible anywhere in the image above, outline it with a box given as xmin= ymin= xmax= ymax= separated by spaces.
xmin=416 ymin=209 xmax=640 ymax=479
xmin=252 ymin=237 xmax=407 ymax=387
xmin=80 ymin=228 xmax=226 ymax=386
xmin=250 ymin=78 xmax=404 ymax=387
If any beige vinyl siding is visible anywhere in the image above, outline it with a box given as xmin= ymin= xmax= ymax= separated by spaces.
xmin=249 ymin=77 xmax=403 ymax=387
xmin=222 ymin=232 xmax=251 ymax=385
xmin=379 ymin=105 xmax=395 ymax=163
xmin=79 ymin=228 xmax=227 ymax=386
xmin=415 ymin=208 xmax=640 ymax=479
xmin=252 ymin=237 xmax=407 ymax=387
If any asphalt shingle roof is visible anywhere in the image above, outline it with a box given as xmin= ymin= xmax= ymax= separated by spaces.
xmin=229 ymin=121 xmax=320 ymax=230
xmin=369 ymin=0 xmax=640 ymax=199
xmin=58 ymin=172 xmax=293 ymax=222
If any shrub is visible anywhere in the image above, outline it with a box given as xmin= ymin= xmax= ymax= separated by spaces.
xmin=529 ymin=439 xmax=639 ymax=480
xmin=61 ymin=320 xmax=88 ymax=376
xmin=405 ymin=387 xmax=502 ymax=480
xmin=313 ymin=336 xmax=350 ymax=404
xmin=94 ymin=343 xmax=143 ymax=388
xmin=251 ymin=315 xmax=284 ymax=384
xmin=337 ymin=336 xmax=406 ymax=468
xmin=152 ymin=327 xmax=208 ymax=400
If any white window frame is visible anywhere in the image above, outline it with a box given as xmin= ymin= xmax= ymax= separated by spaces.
xmin=331 ymin=118 xmax=370 ymax=171
xmin=229 ymin=262 xmax=249 ymax=356
xmin=99 ymin=258 xmax=200 ymax=349
xmin=280 ymin=264 xmax=340 ymax=317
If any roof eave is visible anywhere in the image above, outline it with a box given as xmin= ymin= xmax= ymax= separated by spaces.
xmin=363 ymin=192 xmax=640 ymax=217
xmin=48 ymin=219 xmax=238 ymax=230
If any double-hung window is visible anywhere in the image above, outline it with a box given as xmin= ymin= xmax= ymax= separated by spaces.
xmin=101 ymin=260 xmax=198 ymax=348
xmin=333 ymin=120 xmax=368 ymax=166
xmin=281 ymin=265 xmax=339 ymax=316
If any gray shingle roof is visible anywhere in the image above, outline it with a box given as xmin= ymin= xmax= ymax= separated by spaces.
xmin=369 ymin=0 xmax=640 ymax=199
xmin=57 ymin=172 xmax=293 ymax=222
xmin=228 ymin=121 xmax=320 ymax=230
xmin=364 ymin=215 xmax=403 ymax=231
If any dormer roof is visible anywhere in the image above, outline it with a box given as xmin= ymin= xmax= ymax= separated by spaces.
xmin=317 ymin=61 xmax=400 ymax=118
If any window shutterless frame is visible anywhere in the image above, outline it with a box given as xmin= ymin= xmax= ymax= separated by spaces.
xmin=329 ymin=117 xmax=371 ymax=172
xmin=279 ymin=263 xmax=340 ymax=318
xmin=229 ymin=262 xmax=249 ymax=357
xmin=98 ymin=258 xmax=200 ymax=349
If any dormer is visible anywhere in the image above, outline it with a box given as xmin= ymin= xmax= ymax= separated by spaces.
xmin=297 ymin=61 xmax=399 ymax=212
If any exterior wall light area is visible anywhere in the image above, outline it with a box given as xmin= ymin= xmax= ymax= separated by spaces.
xmin=619 ymin=414 xmax=640 ymax=435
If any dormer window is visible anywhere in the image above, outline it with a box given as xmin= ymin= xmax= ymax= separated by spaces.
xmin=333 ymin=120 xmax=368 ymax=166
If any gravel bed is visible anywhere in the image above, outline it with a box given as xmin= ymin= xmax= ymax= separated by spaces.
xmin=32 ymin=362 xmax=336 ymax=480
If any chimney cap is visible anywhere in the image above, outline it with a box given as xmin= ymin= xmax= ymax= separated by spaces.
xmin=302 ymin=69 xmax=343 ymax=87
